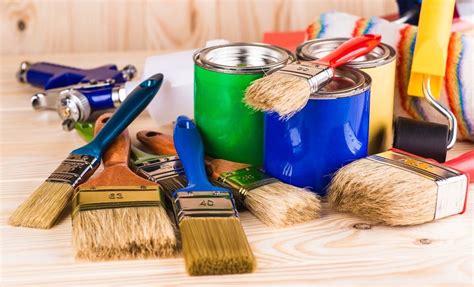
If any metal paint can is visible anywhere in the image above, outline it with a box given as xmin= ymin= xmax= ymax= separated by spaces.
xmin=264 ymin=67 xmax=371 ymax=196
xmin=297 ymin=38 xmax=396 ymax=154
xmin=194 ymin=43 xmax=295 ymax=165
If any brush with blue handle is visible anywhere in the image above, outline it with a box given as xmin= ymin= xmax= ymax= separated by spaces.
xmin=172 ymin=115 xmax=256 ymax=276
xmin=9 ymin=74 xmax=164 ymax=229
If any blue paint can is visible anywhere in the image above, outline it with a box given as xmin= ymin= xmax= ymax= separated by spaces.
xmin=263 ymin=67 xmax=371 ymax=196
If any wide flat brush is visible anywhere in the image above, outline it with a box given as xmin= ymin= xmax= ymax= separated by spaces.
xmin=72 ymin=113 xmax=176 ymax=260
xmin=244 ymin=34 xmax=381 ymax=117
xmin=328 ymin=149 xmax=474 ymax=226
xmin=9 ymin=74 xmax=163 ymax=229
xmin=171 ymin=116 xmax=255 ymax=275
xmin=137 ymin=130 xmax=321 ymax=227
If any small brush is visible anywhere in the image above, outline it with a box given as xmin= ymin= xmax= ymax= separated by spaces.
xmin=171 ymin=116 xmax=256 ymax=276
xmin=9 ymin=74 xmax=164 ymax=229
xmin=244 ymin=34 xmax=381 ymax=117
xmin=72 ymin=113 xmax=176 ymax=261
xmin=130 ymin=145 xmax=188 ymax=194
xmin=137 ymin=130 xmax=321 ymax=227
xmin=327 ymin=149 xmax=474 ymax=226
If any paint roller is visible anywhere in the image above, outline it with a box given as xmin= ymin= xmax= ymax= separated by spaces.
xmin=393 ymin=0 xmax=457 ymax=162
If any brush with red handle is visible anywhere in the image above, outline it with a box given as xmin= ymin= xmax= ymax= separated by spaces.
xmin=328 ymin=149 xmax=474 ymax=226
xmin=244 ymin=34 xmax=381 ymax=117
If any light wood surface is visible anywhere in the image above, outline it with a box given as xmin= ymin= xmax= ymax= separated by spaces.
xmin=0 ymin=0 xmax=397 ymax=55
xmin=0 ymin=51 xmax=473 ymax=286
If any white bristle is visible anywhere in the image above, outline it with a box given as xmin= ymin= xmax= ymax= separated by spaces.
xmin=244 ymin=72 xmax=311 ymax=118
xmin=327 ymin=158 xmax=438 ymax=226
xmin=245 ymin=182 xmax=321 ymax=227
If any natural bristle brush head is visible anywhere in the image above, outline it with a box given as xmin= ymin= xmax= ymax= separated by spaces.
xmin=244 ymin=72 xmax=311 ymax=118
xmin=327 ymin=150 xmax=472 ymax=226
xmin=72 ymin=113 xmax=177 ymax=261
xmin=243 ymin=181 xmax=321 ymax=227
xmin=73 ymin=200 xmax=177 ymax=260
xmin=327 ymin=158 xmax=438 ymax=226
xmin=9 ymin=182 xmax=77 ymax=229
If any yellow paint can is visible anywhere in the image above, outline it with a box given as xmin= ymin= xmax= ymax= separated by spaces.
xmin=297 ymin=38 xmax=396 ymax=154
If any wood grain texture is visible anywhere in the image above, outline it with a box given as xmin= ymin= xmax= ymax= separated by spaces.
xmin=0 ymin=51 xmax=473 ymax=286
xmin=0 ymin=0 xmax=398 ymax=55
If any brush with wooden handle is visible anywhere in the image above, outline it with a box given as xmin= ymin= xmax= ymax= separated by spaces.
xmin=171 ymin=116 xmax=256 ymax=276
xmin=327 ymin=149 xmax=474 ymax=226
xmin=9 ymin=74 xmax=163 ymax=229
xmin=137 ymin=130 xmax=321 ymax=228
xmin=244 ymin=34 xmax=381 ymax=117
xmin=72 ymin=113 xmax=177 ymax=261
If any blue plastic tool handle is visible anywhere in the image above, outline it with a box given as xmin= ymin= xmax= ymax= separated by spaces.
xmin=173 ymin=115 xmax=229 ymax=194
xmin=71 ymin=73 xmax=164 ymax=158
xmin=26 ymin=62 xmax=125 ymax=90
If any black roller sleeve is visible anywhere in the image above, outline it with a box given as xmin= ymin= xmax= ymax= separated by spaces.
xmin=393 ymin=117 xmax=448 ymax=162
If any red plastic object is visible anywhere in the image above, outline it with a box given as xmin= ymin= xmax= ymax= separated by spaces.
xmin=315 ymin=34 xmax=381 ymax=68
xmin=445 ymin=150 xmax=474 ymax=183
xmin=262 ymin=31 xmax=306 ymax=52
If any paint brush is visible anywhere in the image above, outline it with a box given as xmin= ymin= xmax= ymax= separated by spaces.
xmin=137 ymin=130 xmax=321 ymax=228
xmin=130 ymin=145 xmax=187 ymax=194
xmin=327 ymin=149 xmax=474 ymax=226
xmin=171 ymin=116 xmax=256 ymax=275
xmin=244 ymin=34 xmax=381 ymax=117
xmin=9 ymin=74 xmax=163 ymax=229
xmin=72 ymin=113 xmax=177 ymax=261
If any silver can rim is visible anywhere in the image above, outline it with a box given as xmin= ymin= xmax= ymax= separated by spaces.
xmin=297 ymin=38 xmax=396 ymax=68
xmin=310 ymin=66 xmax=371 ymax=99
xmin=194 ymin=42 xmax=295 ymax=74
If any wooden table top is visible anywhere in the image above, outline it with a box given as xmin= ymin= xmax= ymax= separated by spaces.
xmin=1 ymin=51 xmax=473 ymax=286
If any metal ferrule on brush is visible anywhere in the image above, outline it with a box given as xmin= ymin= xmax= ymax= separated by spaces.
xmin=46 ymin=154 xmax=100 ymax=187
xmin=369 ymin=150 xmax=468 ymax=220
xmin=277 ymin=61 xmax=334 ymax=94
xmin=134 ymin=156 xmax=185 ymax=183
xmin=216 ymin=166 xmax=278 ymax=202
xmin=172 ymin=190 xmax=239 ymax=223
xmin=71 ymin=186 xmax=164 ymax=217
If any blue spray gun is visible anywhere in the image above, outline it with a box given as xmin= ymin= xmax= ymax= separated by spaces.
xmin=17 ymin=61 xmax=137 ymax=130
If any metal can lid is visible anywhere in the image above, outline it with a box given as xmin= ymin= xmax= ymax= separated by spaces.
xmin=194 ymin=42 xmax=295 ymax=74
xmin=310 ymin=66 xmax=371 ymax=99
xmin=297 ymin=38 xmax=396 ymax=68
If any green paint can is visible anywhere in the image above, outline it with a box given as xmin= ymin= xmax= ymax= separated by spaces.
xmin=194 ymin=43 xmax=294 ymax=165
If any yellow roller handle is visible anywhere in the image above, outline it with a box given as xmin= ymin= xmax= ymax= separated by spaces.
xmin=407 ymin=0 xmax=455 ymax=98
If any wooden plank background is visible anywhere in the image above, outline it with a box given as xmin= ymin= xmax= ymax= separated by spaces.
xmin=0 ymin=0 xmax=398 ymax=55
